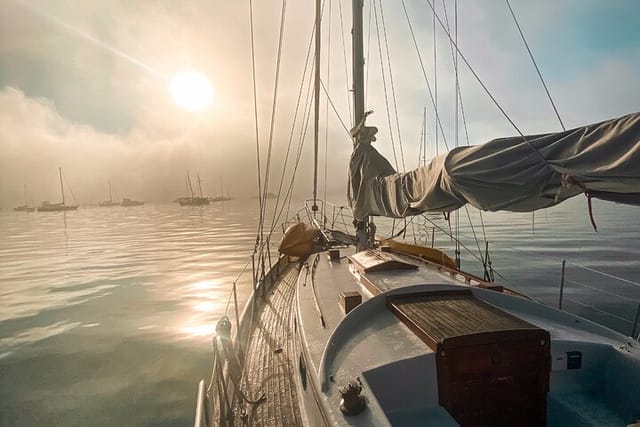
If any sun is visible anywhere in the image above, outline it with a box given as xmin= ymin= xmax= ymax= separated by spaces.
xmin=170 ymin=69 xmax=213 ymax=112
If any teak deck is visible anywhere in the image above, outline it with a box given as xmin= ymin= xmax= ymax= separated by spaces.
xmin=241 ymin=265 xmax=303 ymax=426
xmin=388 ymin=290 xmax=551 ymax=426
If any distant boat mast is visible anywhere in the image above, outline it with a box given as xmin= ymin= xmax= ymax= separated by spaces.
xmin=197 ymin=173 xmax=204 ymax=198
xmin=59 ymin=167 xmax=66 ymax=208
xmin=186 ymin=171 xmax=195 ymax=198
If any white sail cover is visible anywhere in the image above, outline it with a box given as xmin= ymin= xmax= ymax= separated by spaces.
xmin=349 ymin=112 xmax=640 ymax=221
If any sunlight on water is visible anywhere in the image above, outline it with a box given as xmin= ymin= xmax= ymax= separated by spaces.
xmin=0 ymin=200 xmax=261 ymax=426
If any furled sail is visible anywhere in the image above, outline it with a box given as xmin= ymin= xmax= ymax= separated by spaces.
xmin=349 ymin=112 xmax=640 ymax=222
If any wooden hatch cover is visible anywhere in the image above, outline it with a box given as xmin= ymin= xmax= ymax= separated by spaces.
xmin=348 ymin=250 xmax=419 ymax=273
xmin=387 ymin=290 xmax=550 ymax=426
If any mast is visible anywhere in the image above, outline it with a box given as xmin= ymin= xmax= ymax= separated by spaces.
xmin=220 ymin=176 xmax=224 ymax=198
xmin=108 ymin=180 xmax=112 ymax=204
xmin=23 ymin=184 xmax=28 ymax=206
xmin=312 ymin=0 xmax=321 ymax=213
xmin=59 ymin=167 xmax=66 ymax=207
xmin=352 ymin=0 xmax=368 ymax=251
xmin=197 ymin=173 xmax=204 ymax=198
xmin=352 ymin=0 xmax=365 ymax=129
xmin=186 ymin=171 xmax=195 ymax=198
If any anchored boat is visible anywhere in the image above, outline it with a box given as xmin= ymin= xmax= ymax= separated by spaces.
xmin=194 ymin=1 xmax=640 ymax=425
xmin=99 ymin=180 xmax=120 ymax=207
xmin=179 ymin=171 xmax=210 ymax=206
xmin=38 ymin=167 xmax=79 ymax=212
xmin=14 ymin=184 xmax=35 ymax=212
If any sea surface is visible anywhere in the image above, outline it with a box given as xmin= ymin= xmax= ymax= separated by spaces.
xmin=1 ymin=197 xmax=639 ymax=426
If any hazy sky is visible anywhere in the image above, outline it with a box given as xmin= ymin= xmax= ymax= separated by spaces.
xmin=1 ymin=0 xmax=639 ymax=207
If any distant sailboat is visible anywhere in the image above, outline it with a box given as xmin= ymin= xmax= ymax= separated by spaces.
xmin=210 ymin=176 xmax=231 ymax=202
xmin=38 ymin=167 xmax=79 ymax=212
xmin=121 ymin=197 xmax=144 ymax=207
xmin=14 ymin=184 xmax=35 ymax=212
xmin=99 ymin=180 xmax=120 ymax=207
xmin=178 ymin=171 xmax=210 ymax=206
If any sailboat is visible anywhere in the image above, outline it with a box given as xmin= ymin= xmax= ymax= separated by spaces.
xmin=210 ymin=177 xmax=231 ymax=203
xmin=99 ymin=180 xmax=120 ymax=207
xmin=121 ymin=197 xmax=144 ymax=207
xmin=38 ymin=167 xmax=79 ymax=212
xmin=13 ymin=184 xmax=35 ymax=212
xmin=179 ymin=171 xmax=210 ymax=206
xmin=194 ymin=1 xmax=640 ymax=426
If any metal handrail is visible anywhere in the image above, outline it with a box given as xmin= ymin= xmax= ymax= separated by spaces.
xmin=194 ymin=380 xmax=207 ymax=427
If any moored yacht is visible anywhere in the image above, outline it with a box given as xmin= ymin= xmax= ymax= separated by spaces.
xmin=193 ymin=0 xmax=640 ymax=425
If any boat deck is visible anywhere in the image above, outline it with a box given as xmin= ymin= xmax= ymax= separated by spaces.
xmin=241 ymin=263 xmax=302 ymax=426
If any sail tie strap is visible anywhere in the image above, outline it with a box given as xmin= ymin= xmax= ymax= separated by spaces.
xmin=561 ymin=174 xmax=598 ymax=232
xmin=585 ymin=192 xmax=598 ymax=232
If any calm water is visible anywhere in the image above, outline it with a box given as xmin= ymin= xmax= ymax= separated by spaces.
xmin=1 ymin=197 xmax=639 ymax=426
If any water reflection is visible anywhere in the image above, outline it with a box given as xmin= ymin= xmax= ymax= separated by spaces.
xmin=0 ymin=201 xmax=259 ymax=426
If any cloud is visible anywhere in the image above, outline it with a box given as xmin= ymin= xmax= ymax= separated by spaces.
xmin=0 ymin=87 xmax=256 ymax=206
xmin=0 ymin=84 xmax=351 ymax=208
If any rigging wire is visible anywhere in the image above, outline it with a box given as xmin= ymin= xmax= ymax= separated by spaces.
xmin=566 ymin=279 xmax=640 ymax=305
xmin=421 ymin=215 xmax=487 ymax=266
xmin=564 ymin=297 xmax=635 ymax=326
xmin=433 ymin=0 xmax=439 ymax=156
xmin=439 ymin=0 xmax=489 ymax=247
xmin=446 ymin=228 xmax=640 ymax=290
xmin=323 ymin=0 xmax=332 ymax=222
xmin=400 ymin=0 xmax=450 ymax=152
xmin=248 ymin=0 xmax=264 ymax=252
xmin=364 ymin=0 xmax=373 ymax=106
xmin=320 ymin=79 xmax=351 ymax=136
xmin=423 ymin=0 xmax=556 ymax=168
xmin=338 ymin=0 xmax=353 ymax=128
xmin=249 ymin=0 xmax=288 ymax=278
xmin=505 ymin=0 xmax=566 ymax=131
xmin=268 ymin=4 xmax=317 ymax=236
xmin=313 ymin=0 xmax=321 ymax=212
xmin=378 ymin=0 xmax=406 ymax=171
xmin=279 ymin=47 xmax=319 ymax=230
xmin=453 ymin=0 xmax=460 ymax=268
xmin=287 ymin=29 xmax=322 ymax=221
xmin=260 ymin=0 xmax=288 ymax=234
xmin=372 ymin=0 xmax=399 ymax=169
xmin=417 ymin=107 xmax=426 ymax=168
xmin=61 ymin=172 xmax=79 ymax=205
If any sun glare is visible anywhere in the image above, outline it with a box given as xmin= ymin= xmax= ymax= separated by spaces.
xmin=170 ymin=69 xmax=213 ymax=112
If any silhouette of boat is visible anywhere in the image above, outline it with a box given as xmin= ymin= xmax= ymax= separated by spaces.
xmin=14 ymin=184 xmax=35 ymax=212
xmin=179 ymin=171 xmax=210 ymax=206
xmin=38 ymin=168 xmax=79 ymax=212
xmin=99 ymin=180 xmax=120 ymax=207
xmin=121 ymin=198 xmax=144 ymax=207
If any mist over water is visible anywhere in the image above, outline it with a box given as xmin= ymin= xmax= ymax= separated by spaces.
xmin=1 ymin=196 xmax=639 ymax=426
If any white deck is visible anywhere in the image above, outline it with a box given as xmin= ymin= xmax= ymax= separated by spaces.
xmin=295 ymin=248 xmax=640 ymax=426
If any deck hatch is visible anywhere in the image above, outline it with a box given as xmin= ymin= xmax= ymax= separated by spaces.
xmin=348 ymin=250 xmax=418 ymax=273
xmin=386 ymin=289 xmax=535 ymax=349
xmin=387 ymin=290 xmax=550 ymax=426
